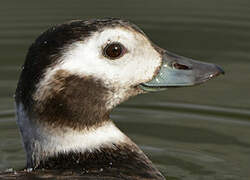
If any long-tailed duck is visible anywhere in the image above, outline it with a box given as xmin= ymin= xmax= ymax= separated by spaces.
xmin=1 ymin=18 xmax=224 ymax=179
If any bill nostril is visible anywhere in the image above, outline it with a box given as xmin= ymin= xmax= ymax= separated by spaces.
xmin=172 ymin=62 xmax=191 ymax=70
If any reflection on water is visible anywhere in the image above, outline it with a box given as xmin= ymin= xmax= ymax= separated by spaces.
xmin=0 ymin=0 xmax=250 ymax=179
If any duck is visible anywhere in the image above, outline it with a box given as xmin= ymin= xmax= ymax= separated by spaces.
xmin=0 ymin=18 xmax=224 ymax=179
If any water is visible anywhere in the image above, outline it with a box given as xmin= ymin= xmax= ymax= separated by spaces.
xmin=0 ymin=0 xmax=250 ymax=179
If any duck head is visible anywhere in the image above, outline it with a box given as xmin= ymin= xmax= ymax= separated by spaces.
xmin=15 ymin=18 xmax=224 ymax=169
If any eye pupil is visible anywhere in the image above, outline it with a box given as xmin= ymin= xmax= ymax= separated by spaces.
xmin=104 ymin=43 xmax=124 ymax=59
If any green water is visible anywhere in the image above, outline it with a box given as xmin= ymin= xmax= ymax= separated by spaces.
xmin=0 ymin=0 xmax=250 ymax=179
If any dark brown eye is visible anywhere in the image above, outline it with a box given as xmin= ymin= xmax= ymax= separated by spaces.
xmin=103 ymin=42 xmax=125 ymax=59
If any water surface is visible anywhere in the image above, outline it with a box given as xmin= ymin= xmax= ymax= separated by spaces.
xmin=0 ymin=0 xmax=250 ymax=179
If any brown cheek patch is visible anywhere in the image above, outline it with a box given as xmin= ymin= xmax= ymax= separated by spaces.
xmin=32 ymin=70 xmax=142 ymax=130
xmin=33 ymin=70 xmax=112 ymax=130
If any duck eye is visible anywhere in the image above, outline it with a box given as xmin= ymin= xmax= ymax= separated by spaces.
xmin=103 ymin=42 xmax=125 ymax=59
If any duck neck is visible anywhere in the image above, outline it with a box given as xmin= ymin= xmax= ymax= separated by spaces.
xmin=18 ymin=114 xmax=163 ymax=179
xmin=18 ymin=113 xmax=123 ymax=168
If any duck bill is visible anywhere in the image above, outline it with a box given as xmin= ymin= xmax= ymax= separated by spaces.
xmin=140 ymin=50 xmax=224 ymax=92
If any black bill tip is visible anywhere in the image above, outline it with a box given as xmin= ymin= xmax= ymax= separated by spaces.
xmin=216 ymin=65 xmax=225 ymax=75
